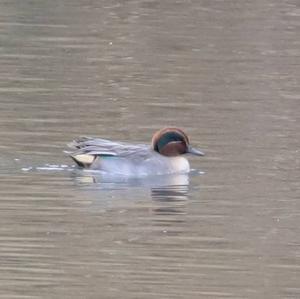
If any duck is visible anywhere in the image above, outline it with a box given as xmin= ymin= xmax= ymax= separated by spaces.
xmin=66 ymin=127 xmax=204 ymax=176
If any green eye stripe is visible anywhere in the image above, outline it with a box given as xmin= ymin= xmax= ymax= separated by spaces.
xmin=157 ymin=132 xmax=184 ymax=151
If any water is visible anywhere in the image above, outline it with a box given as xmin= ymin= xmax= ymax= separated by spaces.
xmin=0 ymin=0 xmax=299 ymax=298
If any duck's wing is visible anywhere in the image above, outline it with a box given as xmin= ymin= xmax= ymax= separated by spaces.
xmin=66 ymin=137 xmax=150 ymax=167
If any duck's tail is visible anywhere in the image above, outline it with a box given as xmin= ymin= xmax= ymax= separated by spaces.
xmin=64 ymin=138 xmax=97 ymax=168
xmin=69 ymin=153 xmax=96 ymax=168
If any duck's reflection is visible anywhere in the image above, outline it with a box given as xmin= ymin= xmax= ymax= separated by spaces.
xmin=72 ymin=172 xmax=192 ymax=236
xmin=73 ymin=171 xmax=189 ymax=208
xmin=150 ymin=175 xmax=189 ymax=216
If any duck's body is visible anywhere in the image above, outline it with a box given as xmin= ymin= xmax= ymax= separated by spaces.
xmin=88 ymin=146 xmax=190 ymax=176
xmin=67 ymin=128 xmax=204 ymax=177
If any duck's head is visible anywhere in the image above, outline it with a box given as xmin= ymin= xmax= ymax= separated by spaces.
xmin=151 ymin=128 xmax=204 ymax=157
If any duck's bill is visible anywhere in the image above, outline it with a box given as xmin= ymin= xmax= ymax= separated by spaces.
xmin=187 ymin=146 xmax=205 ymax=156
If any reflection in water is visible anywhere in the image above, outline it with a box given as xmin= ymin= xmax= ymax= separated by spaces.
xmin=74 ymin=170 xmax=189 ymax=196
xmin=151 ymin=184 xmax=189 ymax=215
xmin=150 ymin=183 xmax=189 ymax=235
xmin=73 ymin=170 xmax=190 ymax=216
xmin=22 ymin=164 xmax=191 ymax=217
xmin=72 ymin=170 xmax=191 ymax=236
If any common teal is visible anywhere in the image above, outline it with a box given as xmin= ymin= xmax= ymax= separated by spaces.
xmin=66 ymin=128 xmax=204 ymax=176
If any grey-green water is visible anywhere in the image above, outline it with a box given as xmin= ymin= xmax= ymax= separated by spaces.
xmin=0 ymin=0 xmax=299 ymax=298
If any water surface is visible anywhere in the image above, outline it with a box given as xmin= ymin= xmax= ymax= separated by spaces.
xmin=0 ymin=0 xmax=299 ymax=298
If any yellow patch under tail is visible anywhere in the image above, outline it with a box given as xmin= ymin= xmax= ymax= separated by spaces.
xmin=71 ymin=154 xmax=96 ymax=168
